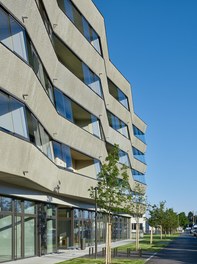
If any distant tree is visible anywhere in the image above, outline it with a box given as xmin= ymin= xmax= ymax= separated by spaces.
xmin=178 ymin=212 xmax=189 ymax=229
xmin=162 ymin=208 xmax=178 ymax=235
xmin=148 ymin=201 xmax=166 ymax=240
xmin=188 ymin=211 xmax=194 ymax=227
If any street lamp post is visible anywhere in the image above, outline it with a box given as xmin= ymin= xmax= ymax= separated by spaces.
xmin=94 ymin=187 xmax=98 ymax=258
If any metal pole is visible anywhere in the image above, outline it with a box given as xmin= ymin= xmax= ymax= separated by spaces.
xmin=95 ymin=187 xmax=98 ymax=259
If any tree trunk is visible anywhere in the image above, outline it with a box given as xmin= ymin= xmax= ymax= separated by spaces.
xmin=150 ymin=226 xmax=153 ymax=244
xmin=106 ymin=223 xmax=112 ymax=264
xmin=160 ymin=225 xmax=162 ymax=240
xmin=136 ymin=217 xmax=140 ymax=251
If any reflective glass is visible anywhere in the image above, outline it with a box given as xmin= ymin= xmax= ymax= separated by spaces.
xmin=10 ymin=97 xmax=28 ymax=138
xmin=0 ymin=215 xmax=12 ymax=262
xmin=24 ymin=200 xmax=35 ymax=214
xmin=0 ymin=91 xmax=14 ymax=132
xmin=9 ymin=16 xmax=28 ymax=62
xmin=0 ymin=7 xmax=12 ymax=50
xmin=53 ymin=141 xmax=65 ymax=168
xmin=24 ymin=217 xmax=35 ymax=257
xmin=0 ymin=196 xmax=12 ymax=211
xmin=54 ymin=88 xmax=66 ymax=118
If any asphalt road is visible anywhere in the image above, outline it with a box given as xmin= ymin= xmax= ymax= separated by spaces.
xmin=146 ymin=232 xmax=197 ymax=264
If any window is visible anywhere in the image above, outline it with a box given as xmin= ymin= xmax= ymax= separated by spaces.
xmin=119 ymin=150 xmax=130 ymax=167
xmin=132 ymin=147 xmax=146 ymax=164
xmin=0 ymin=7 xmax=54 ymax=104
xmin=0 ymin=7 xmax=28 ymax=62
xmin=57 ymin=0 xmax=102 ymax=55
xmin=132 ymin=169 xmax=146 ymax=185
xmin=94 ymin=159 xmax=101 ymax=177
xmin=28 ymin=43 xmax=54 ymax=103
xmin=107 ymin=111 xmax=129 ymax=138
xmin=82 ymin=63 xmax=102 ymax=97
xmin=108 ymin=79 xmax=129 ymax=110
xmin=133 ymin=125 xmax=146 ymax=144
xmin=0 ymin=91 xmax=28 ymax=138
xmin=53 ymin=34 xmax=103 ymax=97
xmin=53 ymin=141 xmax=72 ymax=169
xmin=54 ymin=88 xmax=102 ymax=139
xmin=10 ymin=97 xmax=28 ymax=138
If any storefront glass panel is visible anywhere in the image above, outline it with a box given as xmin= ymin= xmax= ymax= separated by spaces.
xmin=0 ymin=215 xmax=12 ymax=262
xmin=24 ymin=217 xmax=35 ymax=257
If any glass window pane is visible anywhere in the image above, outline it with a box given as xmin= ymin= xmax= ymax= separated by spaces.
xmin=53 ymin=141 xmax=65 ymax=167
xmin=30 ymin=44 xmax=46 ymax=88
xmin=54 ymin=89 xmax=66 ymax=118
xmin=0 ymin=215 xmax=12 ymax=262
xmin=0 ymin=8 xmax=13 ymax=50
xmin=10 ymin=97 xmax=28 ymax=138
xmin=62 ymin=145 xmax=72 ymax=169
xmin=64 ymin=96 xmax=73 ymax=122
xmin=0 ymin=196 xmax=12 ymax=211
xmin=94 ymin=159 xmax=101 ymax=177
xmin=9 ymin=16 xmax=28 ymax=62
xmin=91 ymin=29 xmax=101 ymax=54
xmin=82 ymin=17 xmax=91 ymax=42
xmin=24 ymin=200 xmax=36 ymax=214
xmin=39 ymin=124 xmax=53 ymax=160
xmin=0 ymin=91 xmax=14 ymax=132
xmin=91 ymin=115 xmax=101 ymax=138
xmin=64 ymin=0 xmax=74 ymax=22
xmin=47 ymin=219 xmax=56 ymax=253
xmin=24 ymin=217 xmax=35 ymax=257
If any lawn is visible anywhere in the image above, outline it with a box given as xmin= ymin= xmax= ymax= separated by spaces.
xmin=58 ymin=259 xmax=144 ymax=264
xmin=58 ymin=234 xmax=179 ymax=264
xmin=118 ymin=234 xmax=179 ymax=252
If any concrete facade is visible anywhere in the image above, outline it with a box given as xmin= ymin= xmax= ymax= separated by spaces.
xmin=0 ymin=0 xmax=147 ymax=262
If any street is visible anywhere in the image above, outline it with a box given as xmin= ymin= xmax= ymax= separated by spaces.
xmin=147 ymin=232 xmax=197 ymax=264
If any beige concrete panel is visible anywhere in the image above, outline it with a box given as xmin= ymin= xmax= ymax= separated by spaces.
xmin=1 ymin=0 xmax=58 ymax=78
xmin=106 ymin=61 xmax=131 ymax=96
xmin=131 ymin=158 xmax=147 ymax=174
xmin=132 ymin=136 xmax=147 ymax=153
xmin=106 ymin=127 xmax=131 ymax=153
xmin=105 ymin=94 xmax=131 ymax=124
xmin=57 ymin=168 xmax=97 ymax=200
xmin=0 ymin=131 xmax=97 ymax=200
xmin=132 ymin=113 xmax=147 ymax=133
xmin=0 ymin=132 xmax=30 ymax=177
xmin=0 ymin=44 xmax=34 ymax=99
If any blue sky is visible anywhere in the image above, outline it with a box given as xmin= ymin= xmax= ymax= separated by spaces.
xmin=93 ymin=0 xmax=197 ymax=214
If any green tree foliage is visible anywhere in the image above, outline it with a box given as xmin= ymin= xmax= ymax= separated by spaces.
xmin=188 ymin=211 xmax=194 ymax=226
xmin=148 ymin=201 xmax=166 ymax=229
xmin=148 ymin=202 xmax=178 ymax=236
xmin=162 ymin=208 xmax=178 ymax=234
xmin=89 ymin=144 xmax=130 ymax=222
xmin=178 ymin=212 xmax=189 ymax=229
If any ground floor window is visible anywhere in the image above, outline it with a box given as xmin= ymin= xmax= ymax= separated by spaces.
xmin=0 ymin=195 xmax=57 ymax=263
xmin=58 ymin=208 xmax=130 ymax=249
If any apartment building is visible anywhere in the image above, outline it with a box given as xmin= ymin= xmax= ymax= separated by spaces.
xmin=0 ymin=0 xmax=147 ymax=261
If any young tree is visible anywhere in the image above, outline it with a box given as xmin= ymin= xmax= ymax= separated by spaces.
xmin=89 ymin=144 xmax=130 ymax=264
xmin=178 ymin=212 xmax=189 ymax=229
xmin=148 ymin=201 xmax=166 ymax=240
xmin=162 ymin=208 xmax=178 ymax=236
xmin=126 ymin=183 xmax=147 ymax=251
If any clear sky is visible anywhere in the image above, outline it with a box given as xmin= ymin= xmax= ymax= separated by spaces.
xmin=93 ymin=0 xmax=197 ymax=214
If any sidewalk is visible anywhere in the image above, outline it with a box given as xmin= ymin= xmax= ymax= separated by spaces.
xmin=6 ymin=239 xmax=135 ymax=264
